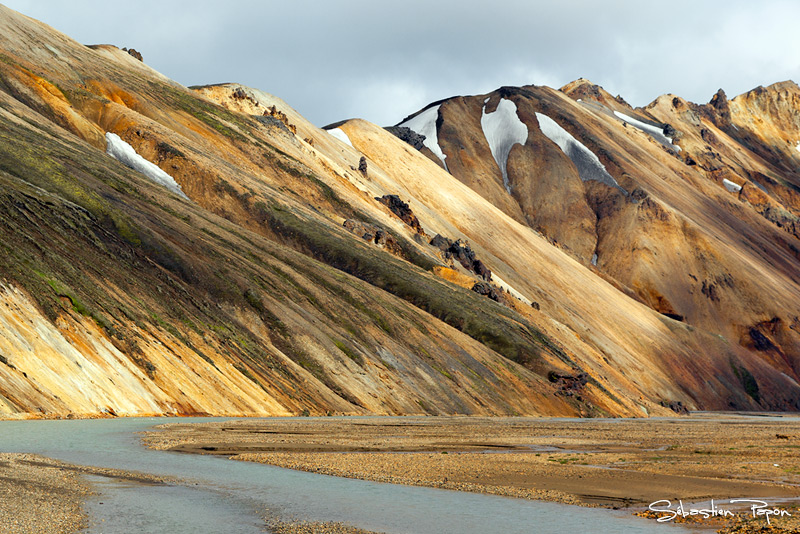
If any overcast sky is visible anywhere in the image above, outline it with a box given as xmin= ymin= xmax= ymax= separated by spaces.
xmin=4 ymin=1 xmax=800 ymax=127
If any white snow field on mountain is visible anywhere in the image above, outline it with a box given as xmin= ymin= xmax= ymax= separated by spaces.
xmin=399 ymin=104 xmax=448 ymax=170
xmin=613 ymin=110 xmax=681 ymax=151
xmin=535 ymin=112 xmax=624 ymax=191
xmin=481 ymin=98 xmax=528 ymax=193
xmin=105 ymin=132 xmax=188 ymax=199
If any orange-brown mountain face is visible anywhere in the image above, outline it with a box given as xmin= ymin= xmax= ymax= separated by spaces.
xmin=384 ymin=78 xmax=800 ymax=411
xmin=0 ymin=5 xmax=797 ymax=419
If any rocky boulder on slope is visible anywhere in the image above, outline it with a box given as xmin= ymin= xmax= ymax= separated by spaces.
xmin=376 ymin=195 xmax=426 ymax=236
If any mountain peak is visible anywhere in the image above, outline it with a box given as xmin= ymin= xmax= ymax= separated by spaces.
xmin=766 ymin=80 xmax=799 ymax=92
xmin=560 ymin=78 xmax=631 ymax=109
xmin=735 ymin=80 xmax=800 ymax=102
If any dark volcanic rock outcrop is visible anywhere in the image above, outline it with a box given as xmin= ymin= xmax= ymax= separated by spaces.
xmin=377 ymin=195 xmax=426 ymax=235
xmin=343 ymin=219 xmax=403 ymax=255
xmin=429 ymin=234 xmax=492 ymax=281
xmin=471 ymin=282 xmax=507 ymax=304
xmin=703 ymin=89 xmax=732 ymax=128
xmin=548 ymin=371 xmax=589 ymax=398
xmin=385 ymin=126 xmax=426 ymax=151
xmin=660 ymin=400 xmax=690 ymax=415
xmin=121 ymin=47 xmax=143 ymax=61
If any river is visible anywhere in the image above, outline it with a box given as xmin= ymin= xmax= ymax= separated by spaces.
xmin=0 ymin=417 xmax=695 ymax=533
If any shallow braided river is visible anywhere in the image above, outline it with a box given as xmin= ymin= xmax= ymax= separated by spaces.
xmin=0 ymin=417 xmax=696 ymax=533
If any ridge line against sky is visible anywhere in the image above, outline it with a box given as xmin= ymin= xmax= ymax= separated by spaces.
xmin=4 ymin=0 xmax=799 ymax=127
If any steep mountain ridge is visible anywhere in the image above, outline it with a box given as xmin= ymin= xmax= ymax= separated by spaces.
xmin=376 ymin=76 xmax=800 ymax=409
xmin=0 ymin=4 xmax=797 ymax=418
xmin=0 ymin=5 xmax=581 ymax=418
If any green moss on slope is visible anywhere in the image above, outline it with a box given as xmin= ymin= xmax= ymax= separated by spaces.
xmin=260 ymin=202 xmax=569 ymax=373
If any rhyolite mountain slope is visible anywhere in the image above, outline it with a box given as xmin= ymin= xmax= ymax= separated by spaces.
xmin=0 ymin=5 xmax=797 ymax=418
xmin=370 ymin=77 xmax=800 ymax=409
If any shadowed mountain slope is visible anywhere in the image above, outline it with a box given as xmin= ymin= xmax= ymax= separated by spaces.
xmin=0 ymin=4 xmax=797 ymax=418
xmin=370 ymin=78 xmax=800 ymax=412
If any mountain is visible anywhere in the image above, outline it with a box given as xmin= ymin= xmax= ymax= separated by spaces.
xmin=0 ymin=5 xmax=797 ymax=419
xmin=371 ymin=78 xmax=800 ymax=410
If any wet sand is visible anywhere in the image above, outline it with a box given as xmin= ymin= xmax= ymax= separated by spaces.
xmin=0 ymin=453 xmax=172 ymax=534
xmin=267 ymin=520 xmax=383 ymax=534
xmin=145 ymin=414 xmax=800 ymax=532
xmin=0 ymin=452 xmax=383 ymax=534
xmin=0 ymin=454 xmax=89 ymax=534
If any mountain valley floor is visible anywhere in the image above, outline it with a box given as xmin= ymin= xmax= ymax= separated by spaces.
xmin=4 ymin=414 xmax=800 ymax=534
xmin=145 ymin=414 xmax=800 ymax=533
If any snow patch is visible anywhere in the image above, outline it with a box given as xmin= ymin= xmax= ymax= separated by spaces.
xmin=613 ymin=111 xmax=681 ymax=151
xmin=591 ymin=253 xmax=598 ymax=266
xmin=489 ymin=272 xmax=529 ymax=304
xmin=481 ymin=98 xmax=528 ymax=193
xmin=795 ymin=141 xmax=800 ymax=153
xmin=535 ymin=112 xmax=624 ymax=192
xmin=723 ymin=178 xmax=742 ymax=193
xmin=484 ymin=97 xmax=490 ymax=104
xmin=326 ymin=127 xmax=353 ymax=148
xmin=105 ymin=133 xmax=188 ymax=199
xmin=399 ymin=105 xmax=448 ymax=170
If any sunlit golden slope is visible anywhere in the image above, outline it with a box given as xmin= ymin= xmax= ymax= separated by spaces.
xmin=0 ymin=3 xmax=797 ymax=418
xmin=0 ymin=4 xmax=629 ymax=418
xmin=329 ymin=78 xmax=800 ymax=411
xmin=0 ymin=5 xmax=584 ymax=418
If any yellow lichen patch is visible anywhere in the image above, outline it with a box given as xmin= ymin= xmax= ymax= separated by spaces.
xmin=83 ymin=79 xmax=143 ymax=111
xmin=432 ymin=266 xmax=475 ymax=289
xmin=1 ymin=64 xmax=105 ymax=147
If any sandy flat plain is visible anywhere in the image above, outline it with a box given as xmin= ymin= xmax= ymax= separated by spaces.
xmin=5 ymin=414 xmax=800 ymax=533
xmin=145 ymin=414 xmax=800 ymax=533
xmin=0 ymin=453 xmax=177 ymax=534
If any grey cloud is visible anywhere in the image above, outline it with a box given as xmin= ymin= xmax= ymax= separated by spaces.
xmin=4 ymin=0 xmax=799 ymax=126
